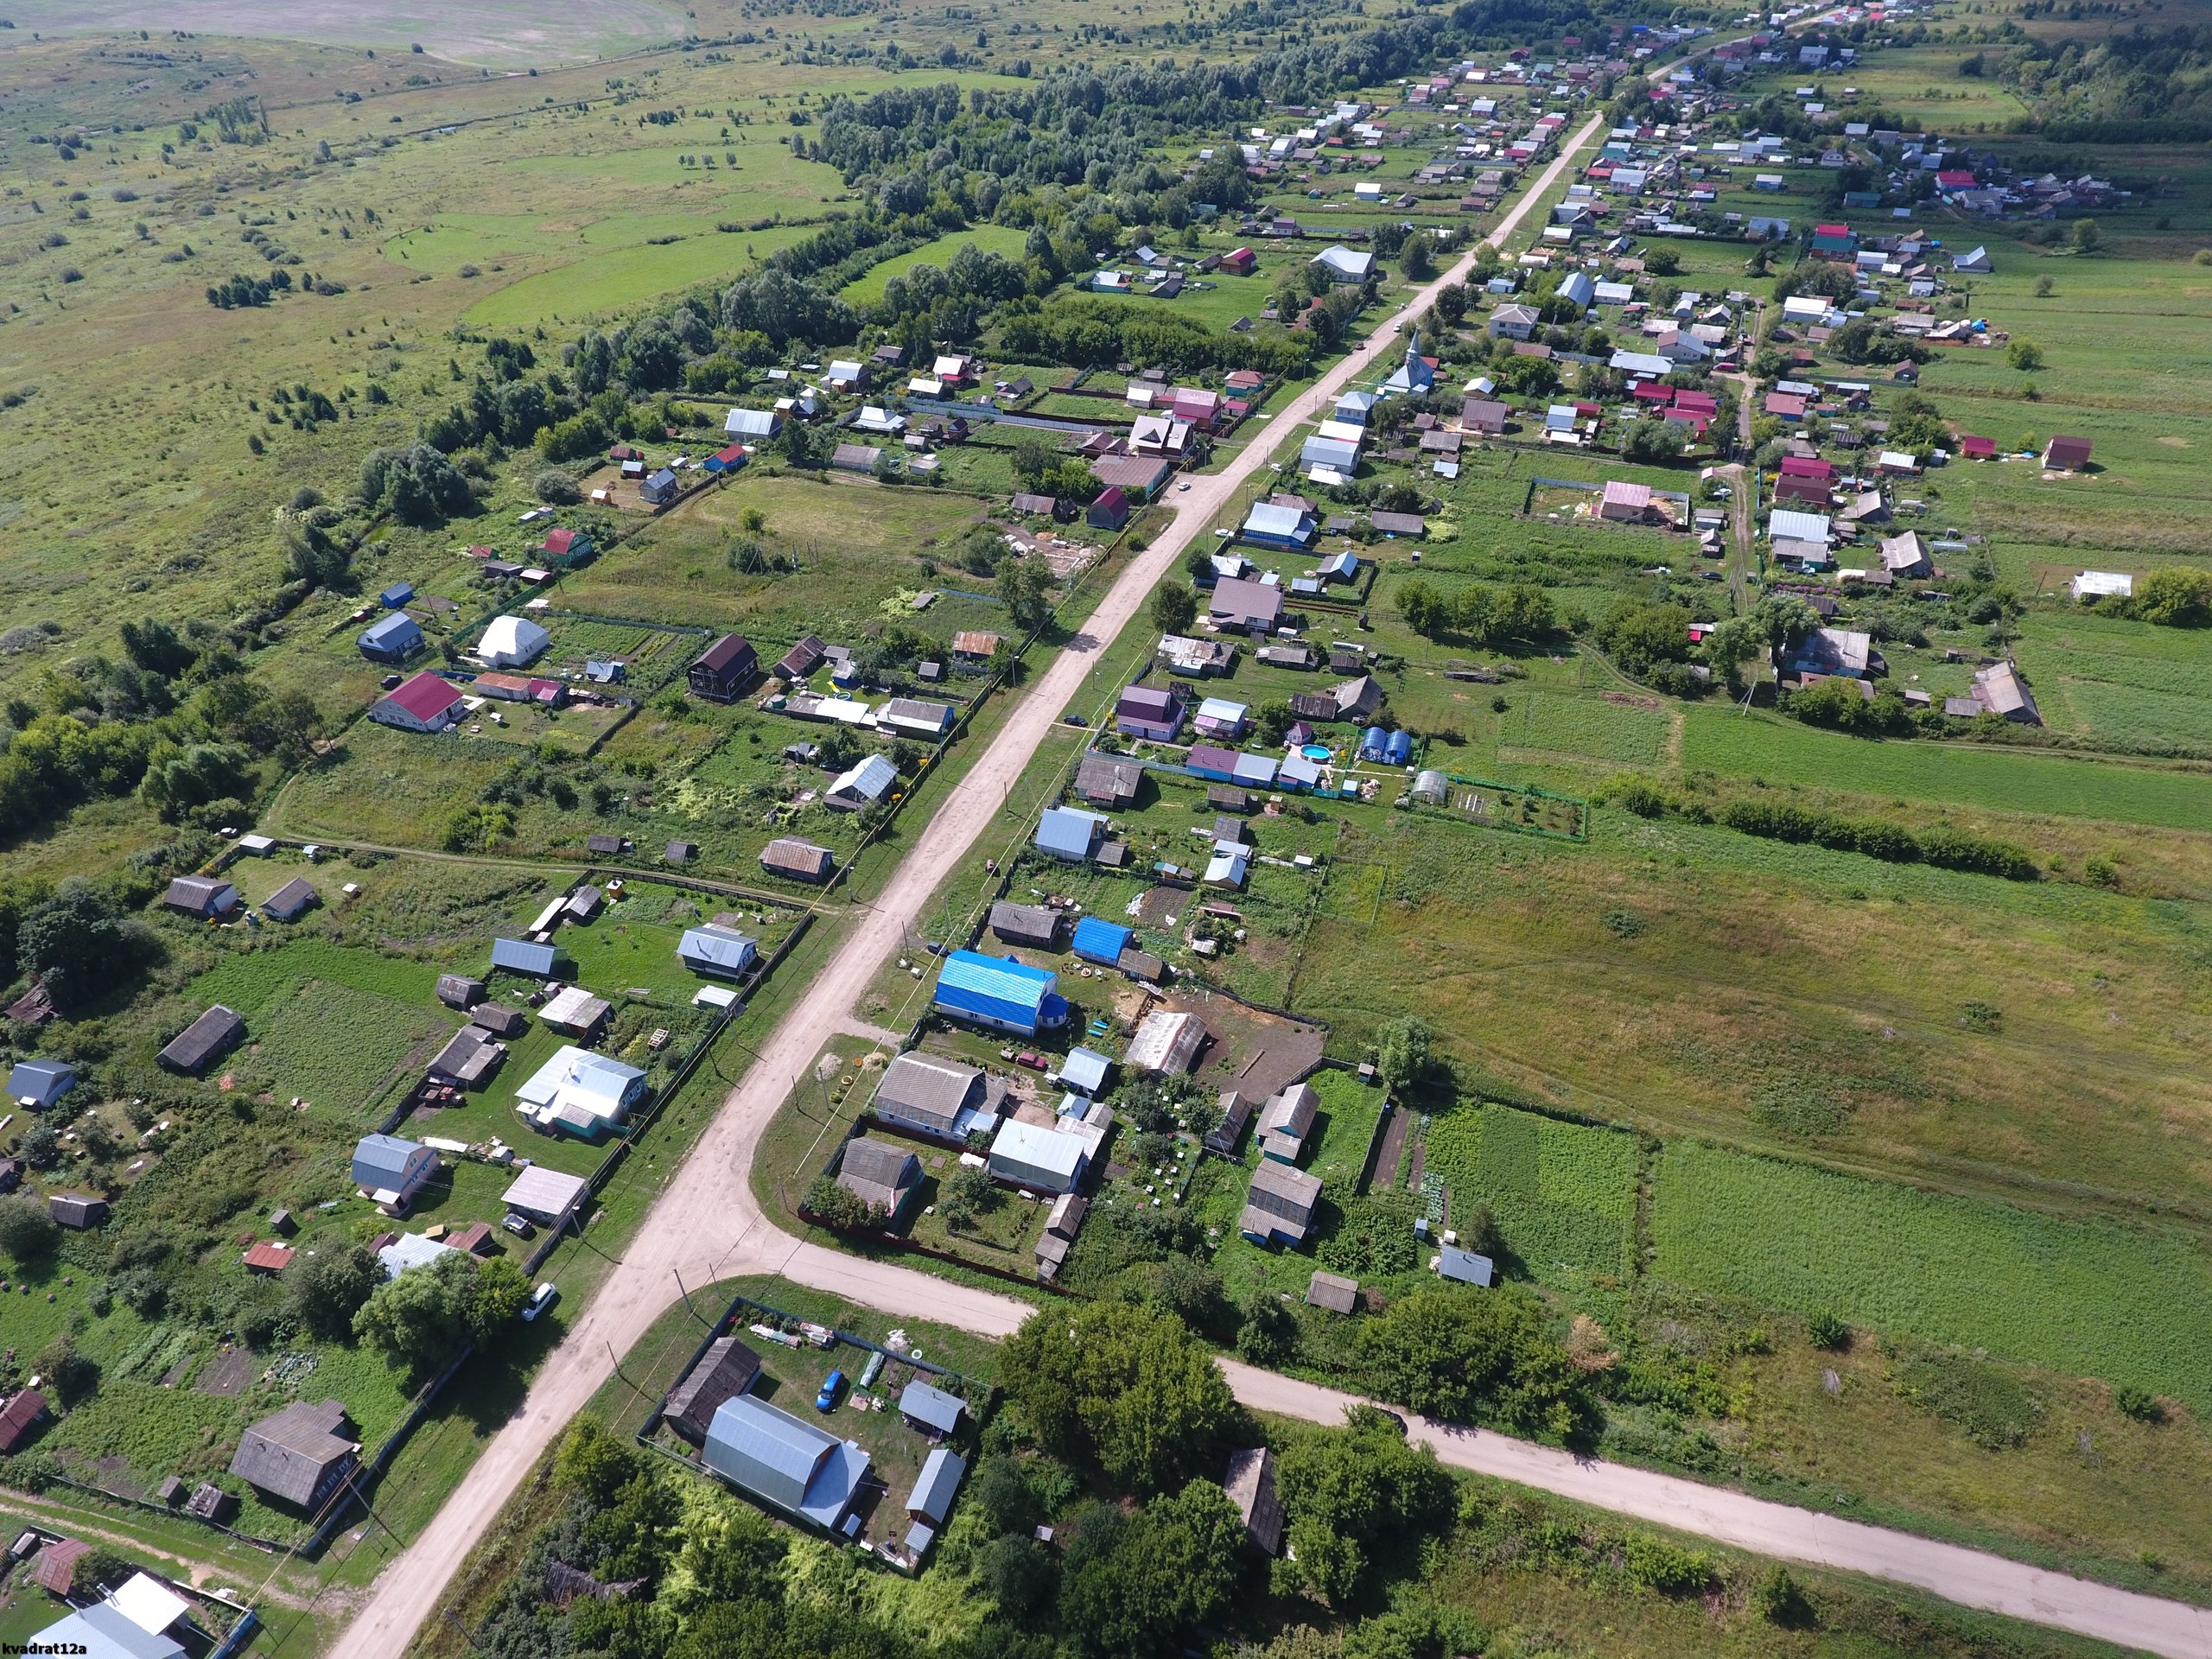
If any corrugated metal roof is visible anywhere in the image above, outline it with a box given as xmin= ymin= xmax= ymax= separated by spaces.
xmin=1035 ymin=807 xmax=1104 ymax=860
xmin=680 ymin=925 xmax=759 ymax=975
xmin=906 ymin=1446 xmax=965 ymax=1522
xmin=491 ymin=938 xmax=557 ymax=976
xmin=703 ymin=1392 xmax=836 ymax=1512
xmin=351 ymin=1134 xmax=424 ymax=1188
xmin=937 ymin=951 xmax=1054 ymax=1012
xmin=1071 ymin=917 xmax=1132 ymax=963
xmin=901 ymin=1381 xmax=966 ymax=1438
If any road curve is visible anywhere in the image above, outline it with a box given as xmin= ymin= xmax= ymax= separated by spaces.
xmin=320 ymin=105 xmax=2212 ymax=1659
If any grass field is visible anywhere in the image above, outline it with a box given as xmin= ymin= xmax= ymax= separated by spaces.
xmin=1650 ymin=1138 xmax=2212 ymax=1417
xmin=1676 ymin=710 xmax=2212 ymax=830
xmin=840 ymin=225 xmax=1032 ymax=307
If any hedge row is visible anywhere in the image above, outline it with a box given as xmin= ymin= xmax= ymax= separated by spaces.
xmin=1619 ymin=784 xmax=2037 ymax=881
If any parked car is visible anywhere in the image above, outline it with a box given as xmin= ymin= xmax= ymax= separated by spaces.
xmin=815 ymin=1369 xmax=847 ymax=1412
xmin=1015 ymin=1051 xmax=1047 ymax=1071
xmin=502 ymin=1213 xmax=536 ymax=1239
xmin=1063 ymin=712 xmax=1090 ymax=727
xmin=522 ymin=1281 xmax=559 ymax=1321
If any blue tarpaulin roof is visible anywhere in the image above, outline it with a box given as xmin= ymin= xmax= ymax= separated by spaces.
xmin=1071 ymin=917 xmax=1132 ymax=964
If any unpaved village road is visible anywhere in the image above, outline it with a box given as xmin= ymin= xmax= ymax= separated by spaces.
xmin=323 ymin=107 xmax=2212 ymax=1659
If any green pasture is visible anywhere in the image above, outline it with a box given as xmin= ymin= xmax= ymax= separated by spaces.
xmin=842 ymin=225 xmax=1033 ymax=306
xmin=1675 ymin=710 xmax=2212 ymax=830
xmin=1650 ymin=1138 xmax=2212 ymax=1416
xmin=462 ymin=221 xmax=822 ymax=327
xmin=1291 ymin=803 xmax=2212 ymax=1212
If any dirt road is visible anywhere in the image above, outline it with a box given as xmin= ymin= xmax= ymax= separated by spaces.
xmin=322 ymin=100 xmax=2212 ymax=1659
xmin=1222 ymin=1363 xmax=2212 ymax=1659
xmin=323 ymin=114 xmax=1606 ymax=1659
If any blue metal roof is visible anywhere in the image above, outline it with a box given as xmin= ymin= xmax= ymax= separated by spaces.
xmin=907 ymin=1446 xmax=965 ymax=1523
xmin=935 ymin=951 xmax=1055 ymax=1027
xmin=1035 ymin=807 xmax=1103 ymax=861
xmin=1060 ymin=1046 xmax=1113 ymax=1096
xmin=31 ymin=1602 xmax=181 ymax=1659
xmin=679 ymin=925 xmax=758 ymax=976
xmin=7 ymin=1059 xmax=74 ymax=1107
xmin=1231 ymin=753 xmax=1279 ymax=786
xmin=380 ymin=582 xmax=414 ymax=608
xmin=1440 ymin=1246 xmax=1495 ymax=1286
xmin=491 ymin=938 xmax=557 ymax=976
xmin=704 ymin=1392 xmax=867 ymax=1525
xmin=359 ymin=613 xmax=423 ymax=652
xmin=1071 ymin=917 xmax=1132 ymax=964
xmin=352 ymin=1133 xmax=424 ymax=1188
xmin=901 ymin=1379 xmax=966 ymax=1436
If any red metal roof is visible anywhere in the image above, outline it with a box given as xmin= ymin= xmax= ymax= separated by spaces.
xmin=0 ymin=1387 xmax=48 ymax=1452
xmin=543 ymin=527 xmax=579 ymax=555
xmin=29 ymin=1538 xmax=90 ymax=1594
xmin=381 ymin=671 xmax=462 ymax=723
xmin=242 ymin=1240 xmax=295 ymax=1272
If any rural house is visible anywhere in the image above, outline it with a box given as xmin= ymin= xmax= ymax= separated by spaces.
xmin=163 ymin=875 xmax=239 ymax=919
xmin=826 ymin=755 xmax=897 ymax=813
xmin=8 ymin=1058 xmax=76 ymax=1113
xmin=352 ymin=1134 xmax=439 ymax=1214
xmin=871 ymin=1050 xmax=1002 ymax=1143
xmin=664 ymin=1337 xmax=764 ymax=1444
xmin=359 ymin=612 xmax=423 ymax=664
xmin=835 ymin=1138 xmax=923 ymax=1222
xmin=987 ymin=1118 xmax=1092 ymax=1194
xmin=1035 ymin=806 xmax=1108 ymax=861
xmin=477 ymin=615 xmax=550 ymax=668
xmin=988 ymin=901 xmax=1063 ymax=950
xmin=427 ymin=1025 xmax=504 ymax=1090
xmin=2043 ymin=435 xmax=2093 ymax=471
xmin=760 ymin=838 xmax=836 ymax=883
xmin=1224 ymin=1447 xmax=1285 ymax=1556
xmin=369 ymin=671 xmax=465 ymax=734
xmin=931 ymin=951 xmax=1062 ymax=1038
xmin=1074 ymin=753 xmax=1142 ymax=809
xmin=1240 ymin=1160 xmax=1323 ymax=1247
xmin=1115 ymin=683 xmax=1185 ymax=741
xmin=1211 ymin=576 xmax=1287 ymax=635
xmin=702 ymin=1394 xmax=870 ymax=1530
xmin=515 ymin=1047 xmax=647 ymax=1138
xmin=158 ymin=1005 xmax=245 ymax=1073
xmin=1257 ymin=1082 xmax=1318 ymax=1163
xmin=678 ymin=924 xmax=760 ymax=981
xmin=689 ymin=634 xmax=759 ymax=702
xmin=230 ymin=1400 xmax=359 ymax=1510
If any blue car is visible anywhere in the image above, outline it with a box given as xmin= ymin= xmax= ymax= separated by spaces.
xmin=815 ymin=1369 xmax=847 ymax=1412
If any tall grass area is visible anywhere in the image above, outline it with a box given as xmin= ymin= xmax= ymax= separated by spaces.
xmin=1651 ymin=1140 xmax=2212 ymax=1417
